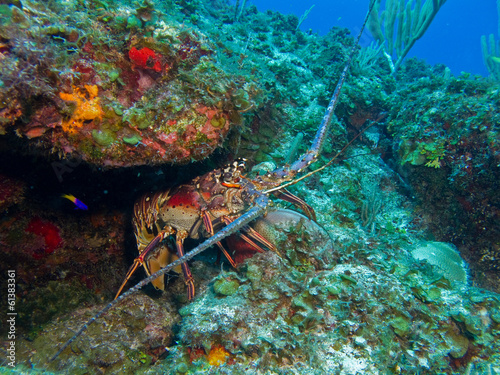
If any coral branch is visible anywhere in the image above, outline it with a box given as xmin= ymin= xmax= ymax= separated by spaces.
xmin=368 ymin=0 xmax=448 ymax=72
xmin=481 ymin=0 xmax=500 ymax=80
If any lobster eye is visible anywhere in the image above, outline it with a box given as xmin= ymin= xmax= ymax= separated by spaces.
xmin=223 ymin=172 xmax=233 ymax=180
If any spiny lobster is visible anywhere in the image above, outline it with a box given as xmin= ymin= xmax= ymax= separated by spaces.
xmin=51 ymin=0 xmax=376 ymax=361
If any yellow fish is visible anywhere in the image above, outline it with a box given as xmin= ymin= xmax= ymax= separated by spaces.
xmin=62 ymin=194 xmax=88 ymax=210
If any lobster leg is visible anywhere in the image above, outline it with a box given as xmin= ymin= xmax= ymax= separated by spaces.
xmin=201 ymin=210 xmax=237 ymax=268
xmin=234 ymin=230 xmax=267 ymax=253
xmin=222 ymin=216 xmax=276 ymax=253
xmin=114 ymin=260 xmax=142 ymax=300
xmin=114 ymin=230 xmax=171 ymax=299
xmin=245 ymin=226 xmax=277 ymax=252
xmin=272 ymin=188 xmax=316 ymax=221
xmin=175 ymin=230 xmax=195 ymax=300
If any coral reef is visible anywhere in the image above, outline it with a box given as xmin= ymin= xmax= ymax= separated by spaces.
xmin=386 ymin=61 xmax=500 ymax=290
xmin=0 ymin=0 xmax=266 ymax=166
xmin=5 ymin=142 xmax=499 ymax=374
xmin=0 ymin=0 xmax=499 ymax=374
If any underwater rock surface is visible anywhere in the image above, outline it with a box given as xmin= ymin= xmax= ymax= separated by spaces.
xmin=0 ymin=0 xmax=265 ymax=166
xmin=20 ymin=293 xmax=180 ymax=373
xmin=7 ymin=145 xmax=500 ymax=374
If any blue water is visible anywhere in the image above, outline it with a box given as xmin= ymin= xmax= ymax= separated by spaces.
xmin=245 ymin=0 xmax=497 ymax=77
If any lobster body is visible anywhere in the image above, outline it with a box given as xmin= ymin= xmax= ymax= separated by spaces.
xmin=122 ymin=160 xmax=274 ymax=299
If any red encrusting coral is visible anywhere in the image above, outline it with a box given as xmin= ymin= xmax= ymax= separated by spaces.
xmin=25 ymin=217 xmax=63 ymax=259
xmin=187 ymin=346 xmax=206 ymax=363
xmin=129 ymin=46 xmax=163 ymax=72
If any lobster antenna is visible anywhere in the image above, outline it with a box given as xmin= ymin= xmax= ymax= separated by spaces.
xmin=308 ymin=0 xmax=376 ymax=159
xmin=264 ymin=122 xmax=375 ymax=194
xmin=265 ymin=0 xmax=376 ymax=192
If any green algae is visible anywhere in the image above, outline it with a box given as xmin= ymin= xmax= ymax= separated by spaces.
xmin=92 ymin=129 xmax=116 ymax=147
xmin=389 ymin=316 xmax=411 ymax=337
xmin=0 ymin=5 xmax=12 ymax=28
xmin=174 ymin=363 xmax=189 ymax=373
xmin=491 ymin=310 xmax=500 ymax=323
xmin=210 ymin=115 xmax=226 ymax=128
xmin=113 ymin=106 xmax=124 ymax=116
xmin=213 ymin=277 xmax=240 ymax=296
xmin=122 ymin=108 xmax=154 ymax=130
xmin=246 ymin=263 xmax=263 ymax=282
xmin=445 ymin=331 xmax=470 ymax=359
xmin=122 ymin=134 xmax=142 ymax=145
xmin=339 ymin=273 xmax=357 ymax=285
xmin=126 ymin=14 xmax=142 ymax=29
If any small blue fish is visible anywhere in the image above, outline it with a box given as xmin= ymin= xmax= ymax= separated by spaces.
xmin=62 ymin=194 xmax=88 ymax=210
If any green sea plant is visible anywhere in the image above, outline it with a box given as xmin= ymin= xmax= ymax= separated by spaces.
xmin=368 ymin=0 xmax=448 ymax=72
xmin=296 ymin=5 xmax=315 ymax=31
xmin=481 ymin=0 xmax=500 ymax=80
xmin=352 ymin=42 xmax=384 ymax=75
xmin=122 ymin=134 xmax=142 ymax=145
xmin=213 ymin=275 xmax=240 ymax=296
xmin=92 ymin=129 xmax=116 ymax=147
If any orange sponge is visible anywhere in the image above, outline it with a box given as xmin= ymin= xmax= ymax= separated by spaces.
xmin=207 ymin=344 xmax=229 ymax=366
xmin=59 ymin=85 xmax=104 ymax=133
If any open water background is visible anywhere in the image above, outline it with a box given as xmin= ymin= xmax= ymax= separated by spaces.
xmin=244 ymin=0 xmax=497 ymax=77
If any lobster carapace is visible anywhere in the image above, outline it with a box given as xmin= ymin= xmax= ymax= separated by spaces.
xmin=117 ymin=157 xmax=318 ymax=301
